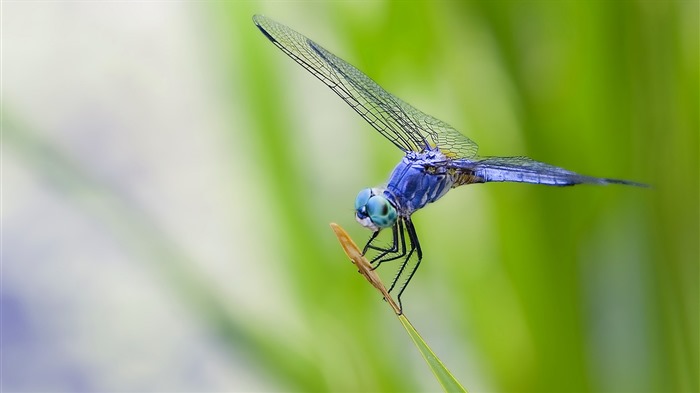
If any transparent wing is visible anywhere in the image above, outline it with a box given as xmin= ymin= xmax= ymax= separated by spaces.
xmin=253 ymin=14 xmax=479 ymax=158
xmin=449 ymin=156 xmax=648 ymax=187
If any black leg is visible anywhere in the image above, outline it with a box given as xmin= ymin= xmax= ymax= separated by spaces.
xmin=363 ymin=224 xmax=397 ymax=257
xmin=361 ymin=221 xmax=408 ymax=268
xmin=361 ymin=218 xmax=421 ymax=314
xmin=370 ymin=220 xmax=407 ymax=269
xmin=387 ymin=219 xmax=415 ymax=293
xmin=382 ymin=218 xmax=422 ymax=313
xmin=362 ymin=230 xmax=382 ymax=255
xmin=393 ymin=218 xmax=422 ymax=312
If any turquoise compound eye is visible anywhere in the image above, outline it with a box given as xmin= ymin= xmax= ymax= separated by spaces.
xmin=355 ymin=188 xmax=373 ymax=213
xmin=366 ymin=195 xmax=397 ymax=228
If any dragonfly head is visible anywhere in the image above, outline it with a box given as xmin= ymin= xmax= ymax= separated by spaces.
xmin=354 ymin=188 xmax=397 ymax=231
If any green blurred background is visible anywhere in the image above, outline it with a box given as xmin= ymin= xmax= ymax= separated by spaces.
xmin=4 ymin=1 xmax=697 ymax=392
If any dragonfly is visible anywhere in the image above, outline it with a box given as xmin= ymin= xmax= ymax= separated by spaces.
xmin=253 ymin=14 xmax=646 ymax=313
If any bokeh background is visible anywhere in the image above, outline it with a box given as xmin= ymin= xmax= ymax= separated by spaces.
xmin=4 ymin=1 xmax=698 ymax=392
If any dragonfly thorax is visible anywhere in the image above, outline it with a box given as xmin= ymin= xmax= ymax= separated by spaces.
xmin=385 ymin=153 xmax=457 ymax=214
xmin=354 ymin=187 xmax=398 ymax=232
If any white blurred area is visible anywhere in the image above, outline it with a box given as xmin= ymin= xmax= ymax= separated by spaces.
xmin=3 ymin=3 xmax=294 ymax=391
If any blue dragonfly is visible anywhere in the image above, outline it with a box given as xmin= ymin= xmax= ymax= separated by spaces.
xmin=253 ymin=15 xmax=645 ymax=312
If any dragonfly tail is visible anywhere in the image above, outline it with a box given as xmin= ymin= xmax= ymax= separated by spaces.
xmin=469 ymin=156 xmax=648 ymax=187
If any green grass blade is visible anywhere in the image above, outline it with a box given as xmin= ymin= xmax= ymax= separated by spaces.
xmin=398 ymin=314 xmax=467 ymax=393
xmin=331 ymin=223 xmax=467 ymax=393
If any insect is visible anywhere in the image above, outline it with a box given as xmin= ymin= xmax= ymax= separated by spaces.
xmin=253 ymin=15 xmax=645 ymax=312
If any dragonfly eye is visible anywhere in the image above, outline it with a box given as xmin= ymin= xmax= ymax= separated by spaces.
xmin=365 ymin=195 xmax=397 ymax=228
xmin=355 ymin=188 xmax=396 ymax=230
xmin=355 ymin=188 xmax=373 ymax=214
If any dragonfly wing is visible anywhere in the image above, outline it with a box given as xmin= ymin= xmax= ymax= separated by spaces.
xmin=253 ymin=15 xmax=479 ymax=158
xmin=449 ymin=156 xmax=648 ymax=187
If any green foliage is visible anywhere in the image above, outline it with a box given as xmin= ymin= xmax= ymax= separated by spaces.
xmin=218 ymin=1 xmax=697 ymax=391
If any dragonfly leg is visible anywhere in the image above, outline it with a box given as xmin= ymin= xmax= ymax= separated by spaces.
xmin=371 ymin=222 xmax=407 ymax=270
xmin=387 ymin=218 xmax=423 ymax=313
xmin=361 ymin=219 xmax=417 ymax=313
xmin=386 ymin=219 xmax=414 ymax=294
xmin=362 ymin=222 xmax=405 ymax=264
xmin=362 ymin=230 xmax=382 ymax=255
xmin=366 ymin=221 xmax=408 ymax=270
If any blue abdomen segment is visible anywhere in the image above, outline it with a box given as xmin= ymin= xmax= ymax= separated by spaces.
xmin=385 ymin=155 xmax=455 ymax=214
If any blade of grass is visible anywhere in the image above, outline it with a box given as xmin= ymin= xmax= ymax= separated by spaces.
xmin=398 ymin=314 xmax=467 ymax=393
xmin=330 ymin=223 xmax=402 ymax=314
xmin=330 ymin=223 xmax=468 ymax=393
